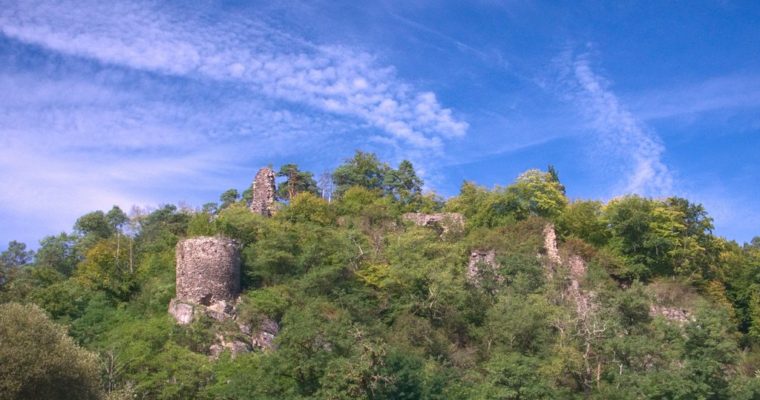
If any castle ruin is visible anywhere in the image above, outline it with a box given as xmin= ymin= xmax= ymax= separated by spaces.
xmin=403 ymin=212 xmax=465 ymax=234
xmin=250 ymin=167 xmax=276 ymax=216
xmin=467 ymin=249 xmax=500 ymax=283
xmin=542 ymin=223 xmax=562 ymax=269
xmin=169 ymin=236 xmax=241 ymax=324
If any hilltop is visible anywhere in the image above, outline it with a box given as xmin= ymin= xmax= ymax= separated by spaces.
xmin=2 ymin=151 xmax=760 ymax=399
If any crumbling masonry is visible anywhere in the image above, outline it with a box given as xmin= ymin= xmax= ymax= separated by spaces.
xmin=175 ymin=236 xmax=241 ymax=305
xmin=169 ymin=236 xmax=241 ymax=324
xmin=402 ymin=212 xmax=465 ymax=234
xmin=169 ymin=235 xmax=279 ymax=357
xmin=250 ymin=167 xmax=276 ymax=216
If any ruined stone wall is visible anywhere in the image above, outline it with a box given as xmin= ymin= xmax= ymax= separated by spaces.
xmin=543 ymin=224 xmax=562 ymax=266
xmin=403 ymin=212 xmax=465 ymax=234
xmin=250 ymin=167 xmax=276 ymax=216
xmin=467 ymin=249 xmax=498 ymax=282
xmin=175 ymin=236 xmax=241 ymax=305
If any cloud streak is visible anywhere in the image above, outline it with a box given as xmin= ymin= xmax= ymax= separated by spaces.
xmin=626 ymin=73 xmax=760 ymax=121
xmin=556 ymin=51 xmax=672 ymax=196
xmin=0 ymin=0 xmax=467 ymax=150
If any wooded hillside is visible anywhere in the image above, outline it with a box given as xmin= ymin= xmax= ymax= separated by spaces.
xmin=2 ymin=151 xmax=760 ymax=399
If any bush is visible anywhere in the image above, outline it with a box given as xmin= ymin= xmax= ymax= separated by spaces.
xmin=0 ymin=302 xmax=103 ymax=400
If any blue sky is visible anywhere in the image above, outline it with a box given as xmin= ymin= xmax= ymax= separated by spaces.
xmin=1 ymin=0 xmax=759 ymax=248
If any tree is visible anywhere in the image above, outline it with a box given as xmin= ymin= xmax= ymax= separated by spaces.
xmin=475 ymin=353 xmax=558 ymax=399
xmin=219 ymin=188 xmax=240 ymax=210
xmin=547 ymin=164 xmax=566 ymax=194
xmin=0 ymin=302 xmax=103 ymax=400
xmin=201 ymin=202 xmax=219 ymax=214
xmin=510 ymin=169 xmax=568 ymax=219
xmin=332 ymin=151 xmax=390 ymax=196
xmin=558 ymin=201 xmax=609 ymax=246
xmin=277 ymin=164 xmax=319 ymax=201
xmin=75 ymin=210 xmax=113 ymax=239
xmin=318 ymin=170 xmax=335 ymax=202
xmin=75 ymin=239 xmax=134 ymax=299
xmin=446 ymin=181 xmax=527 ymax=228
xmin=106 ymin=206 xmax=128 ymax=232
xmin=35 ymin=233 xmax=79 ymax=276
xmin=0 ymin=240 xmax=33 ymax=268
xmin=278 ymin=192 xmax=333 ymax=225
xmin=0 ymin=240 xmax=34 ymax=286
xmin=384 ymin=160 xmax=423 ymax=206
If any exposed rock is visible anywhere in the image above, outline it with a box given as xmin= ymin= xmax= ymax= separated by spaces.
xmin=403 ymin=212 xmax=464 ymax=234
xmin=228 ymin=340 xmax=252 ymax=356
xmin=572 ymin=289 xmax=596 ymax=321
xmin=567 ymin=255 xmax=587 ymax=291
xmin=650 ymin=305 xmax=692 ymax=324
xmin=238 ymin=322 xmax=252 ymax=336
xmin=208 ymin=344 xmax=224 ymax=359
xmin=209 ymin=334 xmax=252 ymax=359
xmin=467 ymin=249 xmax=501 ymax=283
xmin=168 ymin=299 xmax=195 ymax=325
xmin=251 ymin=318 xmax=280 ymax=351
xmin=250 ymin=167 xmax=276 ymax=216
xmin=543 ymin=224 xmax=562 ymax=266
xmin=540 ymin=235 xmax=595 ymax=321
xmin=205 ymin=300 xmax=235 ymax=321
xmin=169 ymin=233 xmax=280 ymax=356
xmin=170 ymin=236 xmax=241 ymax=324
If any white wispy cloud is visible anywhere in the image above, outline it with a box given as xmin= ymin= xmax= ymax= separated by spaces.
xmin=626 ymin=73 xmax=760 ymax=121
xmin=555 ymin=50 xmax=673 ymax=196
xmin=0 ymin=0 xmax=467 ymax=150
xmin=0 ymin=68 xmax=354 ymax=220
xmin=0 ymin=0 xmax=472 ymax=246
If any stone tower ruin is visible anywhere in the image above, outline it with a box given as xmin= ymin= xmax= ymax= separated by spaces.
xmin=250 ymin=167 xmax=276 ymax=216
xmin=174 ymin=236 xmax=241 ymax=305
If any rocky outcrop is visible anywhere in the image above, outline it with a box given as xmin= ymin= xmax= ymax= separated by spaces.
xmin=250 ymin=318 xmax=280 ymax=351
xmin=250 ymin=167 xmax=276 ymax=216
xmin=566 ymin=255 xmax=594 ymax=320
xmin=567 ymin=255 xmax=587 ymax=290
xmin=467 ymin=249 xmax=498 ymax=282
xmin=168 ymin=299 xmax=195 ymax=325
xmin=543 ymin=223 xmax=562 ymax=268
xmin=169 ymin=234 xmax=280 ymax=358
xmin=207 ymin=318 xmax=280 ymax=359
xmin=209 ymin=334 xmax=252 ymax=359
xmin=541 ymin=225 xmax=595 ymax=319
xmin=403 ymin=212 xmax=464 ymax=234
xmin=649 ymin=305 xmax=692 ymax=324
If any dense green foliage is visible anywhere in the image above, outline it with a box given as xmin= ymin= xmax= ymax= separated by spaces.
xmin=0 ymin=302 xmax=103 ymax=400
xmin=2 ymin=153 xmax=760 ymax=399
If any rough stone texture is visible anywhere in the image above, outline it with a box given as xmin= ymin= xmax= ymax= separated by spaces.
xmin=175 ymin=236 xmax=241 ymax=306
xmin=567 ymin=255 xmax=587 ymax=291
xmin=467 ymin=249 xmax=500 ymax=283
xmin=543 ymin=224 xmax=562 ymax=266
xmin=565 ymin=255 xmax=595 ymax=319
xmin=538 ymin=228 xmax=596 ymax=321
xmin=205 ymin=300 xmax=236 ymax=321
xmin=207 ymin=318 xmax=279 ymax=358
xmin=209 ymin=334 xmax=252 ymax=359
xmin=250 ymin=167 xmax=276 ymax=216
xmin=650 ymin=305 xmax=692 ymax=324
xmin=168 ymin=299 xmax=195 ymax=325
xmin=403 ymin=212 xmax=465 ymax=234
xmin=251 ymin=318 xmax=280 ymax=351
